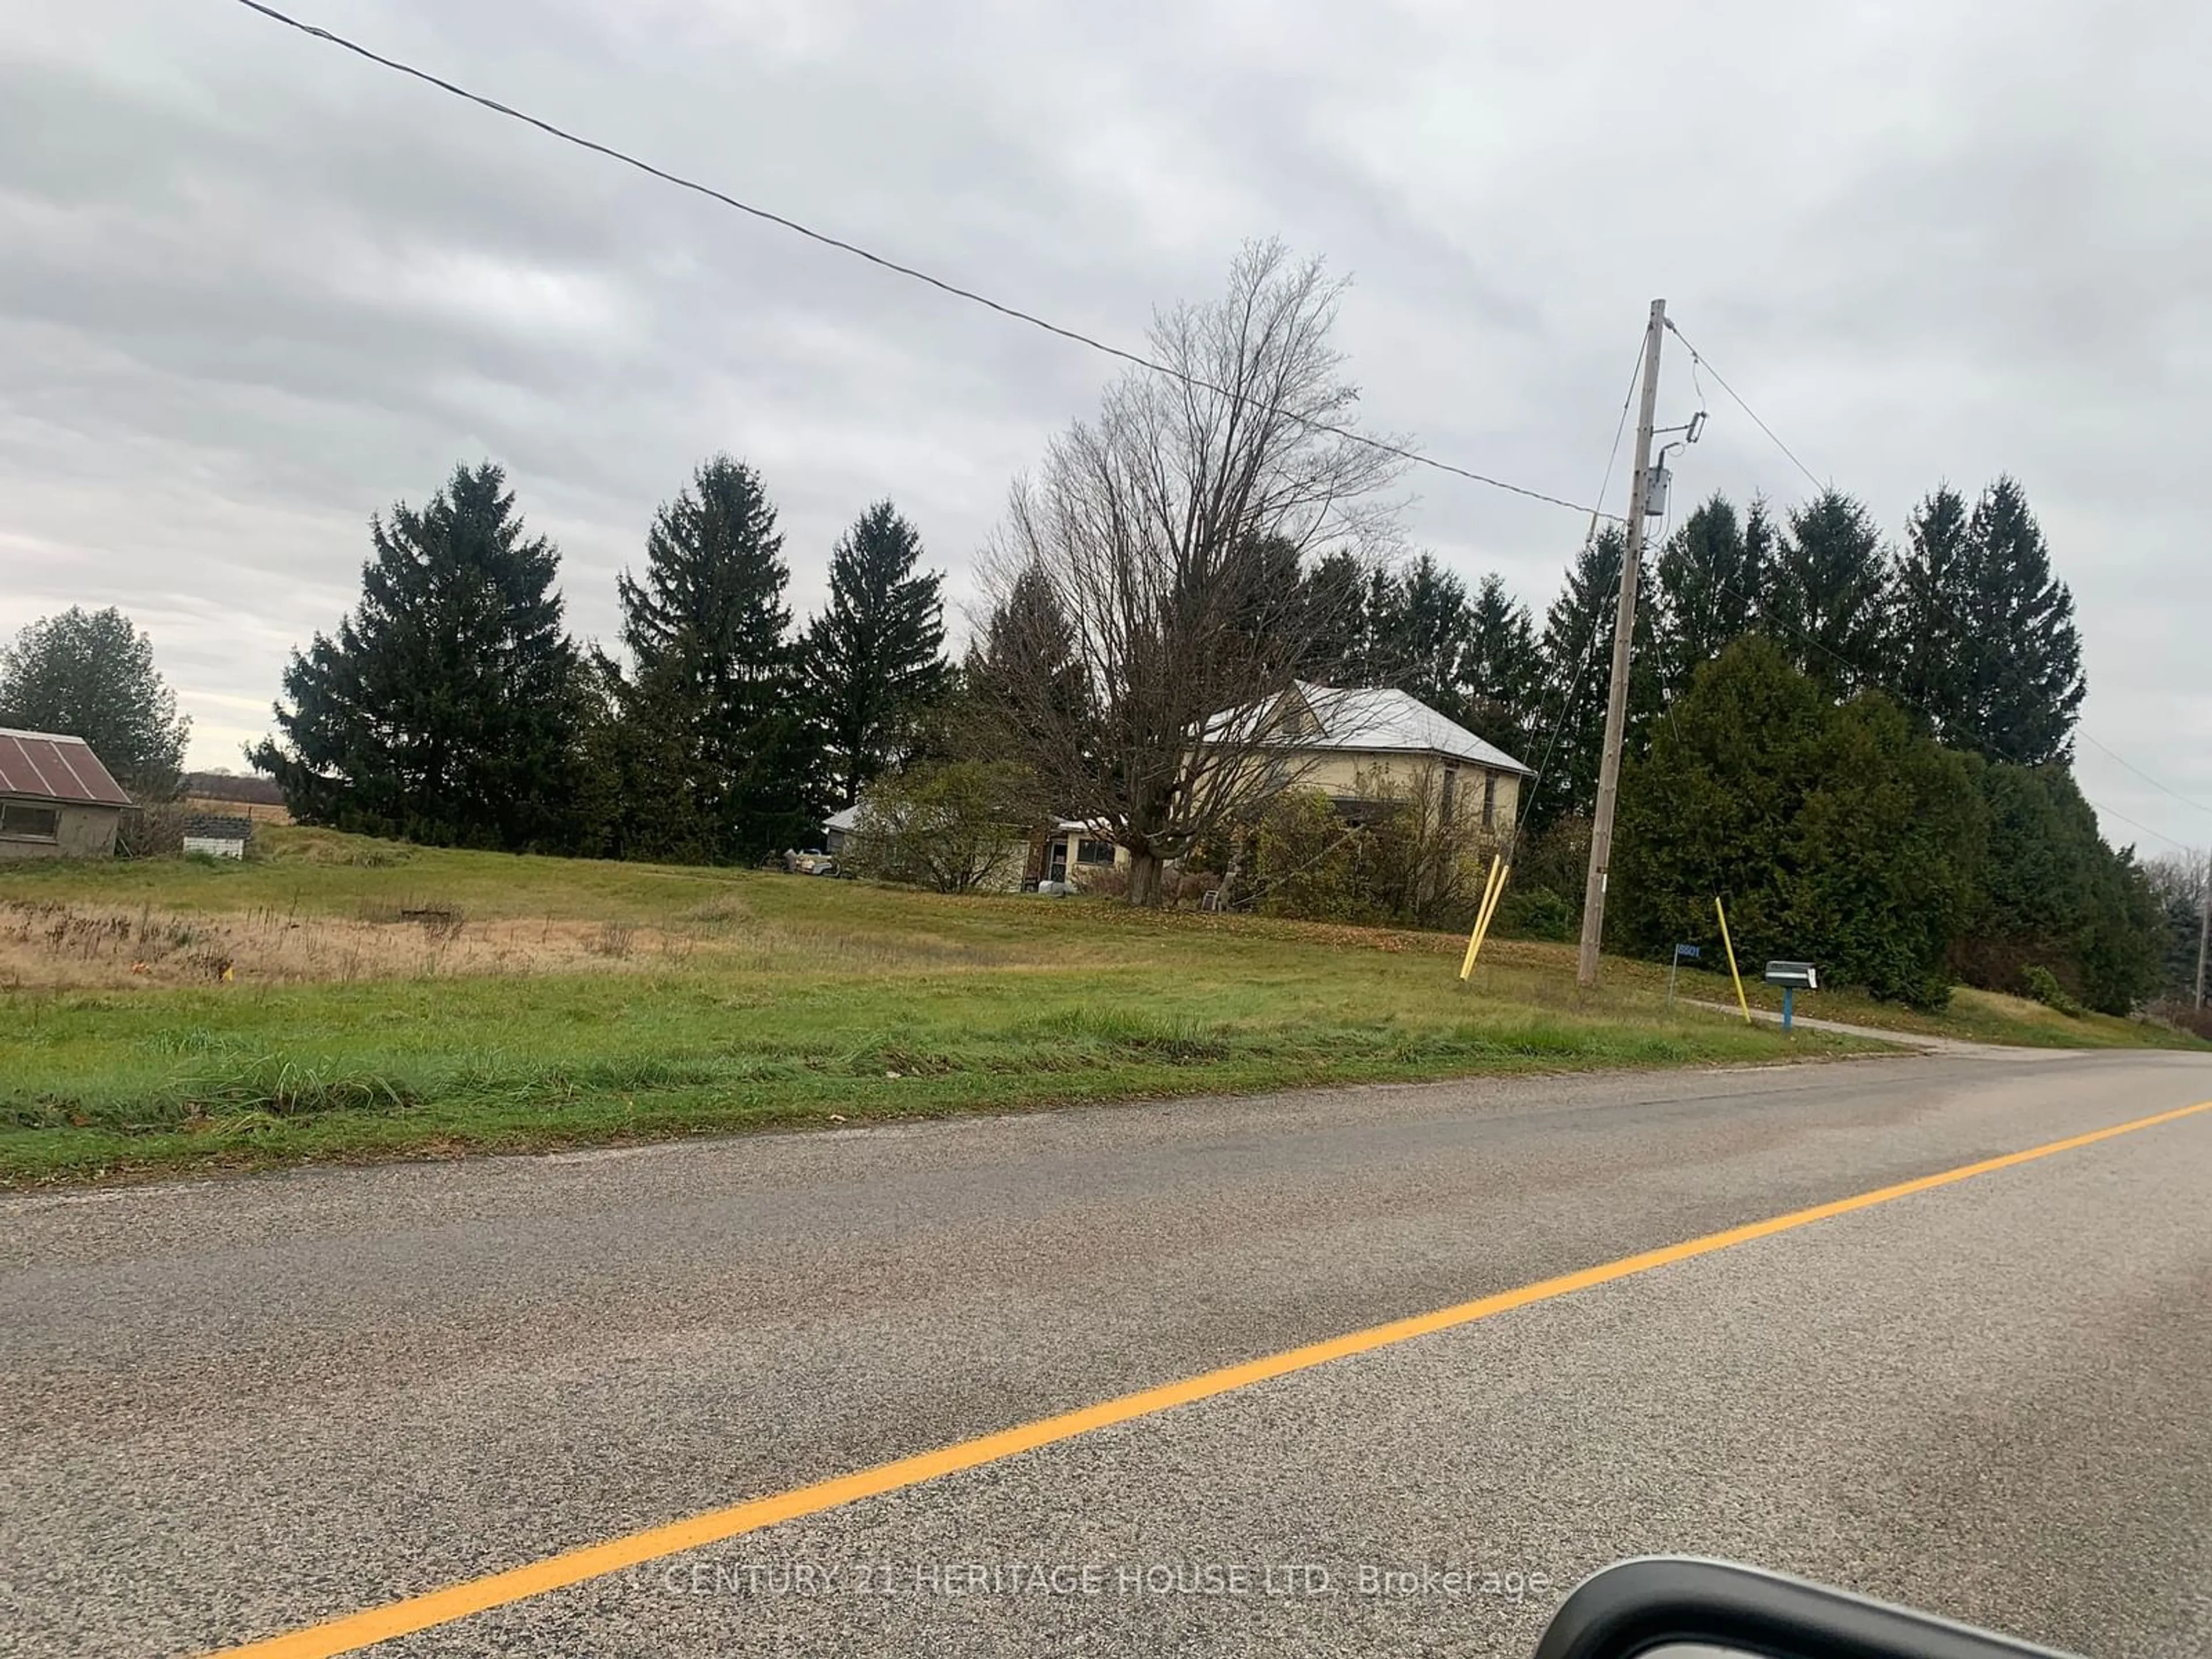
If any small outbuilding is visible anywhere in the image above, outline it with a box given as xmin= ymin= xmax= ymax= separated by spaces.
xmin=0 ymin=728 xmax=132 ymax=859
xmin=183 ymin=813 xmax=254 ymax=859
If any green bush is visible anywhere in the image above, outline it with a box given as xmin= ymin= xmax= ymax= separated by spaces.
xmin=1494 ymin=885 xmax=1577 ymax=942
xmin=2022 ymin=964 xmax=2087 ymax=1018
xmin=846 ymin=760 xmax=1047 ymax=892
xmin=1247 ymin=766 xmax=1498 ymax=929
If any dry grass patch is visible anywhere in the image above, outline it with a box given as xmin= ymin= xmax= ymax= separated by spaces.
xmin=0 ymin=891 xmax=1082 ymax=991
xmin=0 ymin=897 xmax=710 ymax=989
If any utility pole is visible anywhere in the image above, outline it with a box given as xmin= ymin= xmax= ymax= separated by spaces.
xmin=1577 ymin=298 xmax=1667 ymax=988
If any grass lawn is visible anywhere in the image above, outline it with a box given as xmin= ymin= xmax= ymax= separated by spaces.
xmin=0 ymin=827 xmax=2188 ymax=1185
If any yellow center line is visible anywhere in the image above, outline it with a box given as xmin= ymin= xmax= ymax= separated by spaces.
xmin=210 ymin=1096 xmax=2212 ymax=1658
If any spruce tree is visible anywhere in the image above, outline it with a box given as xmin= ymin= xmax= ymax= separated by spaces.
xmin=1456 ymin=573 xmax=1542 ymax=763
xmin=1961 ymin=478 xmax=2085 ymax=764
xmin=801 ymin=501 xmax=949 ymax=808
xmin=1296 ymin=548 xmax=1374 ymax=683
xmin=613 ymin=455 xmax=822 ymax=861
xmin=1526 ymin=527 xmax=1658 ymax=829
xmin=251 ymin=461 xmax=585 ymax=850
xmin=1891 ymin=477 xmax=2084 ymax=764
xmin=0 ymin=606 xmax=190 ymax=796
xmin=965 ymin=562 xmax=1092 ymax=782
xmin=1365 ymin=552 xmax=1475 ymax=719
xmin=1764 ymin=488 xmax=1892 ymax=696
xmin=1891 ymin=483 xmax=1974 ymax=738
xmin=1650 ymin=493 xmax=1770 ymax=699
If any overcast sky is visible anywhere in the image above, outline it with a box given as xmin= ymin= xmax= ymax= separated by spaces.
xmin=3 ymin=0 xmax=2206 ymax=853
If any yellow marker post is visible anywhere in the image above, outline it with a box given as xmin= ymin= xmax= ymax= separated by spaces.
xmin=1461 ymin=859 xmax=1511 ymax=979
xmin=1459 ymin=855 xmax=1502 ymax=979
xmin=1472 ymin=862 xmax=1510 ymax=960
xmin=1714 ymin=895 xmax=1752 ymax=1023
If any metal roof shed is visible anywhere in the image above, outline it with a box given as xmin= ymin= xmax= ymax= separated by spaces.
xmin=0 ymin=728 xmax=132 ymax=859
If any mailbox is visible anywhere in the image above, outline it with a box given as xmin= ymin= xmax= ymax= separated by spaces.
xmin=1761 ymin=960 xmax=1817 ymax=1033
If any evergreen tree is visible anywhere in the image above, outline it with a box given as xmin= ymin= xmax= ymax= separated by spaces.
xmin=584 ymin=650 xmax=719 ymax=863
xmin=1961 ymin=479 xmax=2084 ymax=763
xmin=964 ymin=562 xmax=1094 ymax=781
xmin=1650 ymin=493 xmax=1771 ymax=699
xmin=1891 ymin=483 xmax=1973 ymax=740
xmin=1295 ymin=548 xmax=1375 ymax=682
xmin=0 ymin=605 xmax=191 ymax=797
xmin=1764 ymin=488 xmax=1892 ymax=696
xmin=1893 ymin=479 xmax=2085 ymax=764
xmin=250 ymin=461 xmax=586 ymax=850
xmin=1615 ymin=637 xmax=1982 ymax=1008
xmin=1365 ymin=552 xmax=1475 ymax=719
xmin=1525 ymin=527 xmax=1658 ymax=829
xmin=1210 ymin=535 xmax=1310 ymax=683
xmin=801 ymin=501 xmax=949 ymax=808
xmin=1956 ymin=760 xmax=2163 ymax=1013
xmin=1456 ymin=573 xmax=1542 ymax=763
xmin=612 ymin=455 xmax=823 ymax=861
xmin=2146 ymin=856 xmax=2207 ymax=1005
xmin=1790 ymin=694 xmax=1984 ymax=1008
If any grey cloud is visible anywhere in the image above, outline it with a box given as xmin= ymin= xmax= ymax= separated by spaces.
xmin=2 ymin=0 xmax=2206 ymax=840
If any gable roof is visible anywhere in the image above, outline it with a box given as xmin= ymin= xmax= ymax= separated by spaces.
xmin=1212 ymin=684 xmax=1531 ymax=775
xmin=0 ymin=728 xmax=134 ymax=806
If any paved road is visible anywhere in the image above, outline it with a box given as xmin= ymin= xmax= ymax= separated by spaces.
xmin=7 ymin=1051 xmax=2212 ymax=1659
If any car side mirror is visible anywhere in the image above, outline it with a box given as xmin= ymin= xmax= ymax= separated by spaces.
xmin=1532 ymin=1559 xmax=2075 ymax=1659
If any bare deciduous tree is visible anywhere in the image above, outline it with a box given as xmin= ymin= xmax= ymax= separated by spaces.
xmin=980 ymin=240 xmax=1405 ymax=904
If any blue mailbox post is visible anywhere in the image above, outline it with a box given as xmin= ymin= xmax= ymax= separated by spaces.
xmin=1762 ymin=960 xmax=1818 ymax=1033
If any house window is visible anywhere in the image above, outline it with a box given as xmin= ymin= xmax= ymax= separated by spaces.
xmin=0 ymin=802 xmax=60 ymax=839
xmin=1075 ymin=839 xmax=1116 ymax=866
xmin=1440 ymin=766 xmax=1459 ymax=825
xmin=1482 ymin=771 xmax=1498 ymax=831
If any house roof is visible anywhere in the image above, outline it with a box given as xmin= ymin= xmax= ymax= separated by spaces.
xmin=0 ymin=728 xmax=133 ymax=806
xmin=1211 ymin=684 xmax=1531 ymax=775
xmin=183 ymin=771 xmax=285 ymax=806
xmin=184 ymin=814 xmax=255 ymax=840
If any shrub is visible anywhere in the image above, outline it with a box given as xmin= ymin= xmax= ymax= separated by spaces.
xmin=115 ymin=802 xmax=190 ymax=859
xmin=2022 ymin=964 xmax=2087 ymax=1018
xmin=1250 ymin=790 xmax=1363 ymax=921
xmin=1247 ymin=764 xmax=1499 ymax=929
xmin=1494 ymin=885 xmax=1577 ymax=942
xmin=847 ymin=761 xmax=1048 ymax=893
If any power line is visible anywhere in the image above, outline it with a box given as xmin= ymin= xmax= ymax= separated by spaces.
xmin=228 ymin=0 xmax=1606 ymax=520
xmin=1662 ymin=320 xmax=1824 ymax=495
xmin=2077 ymin=733 xmax=2211 ymax=821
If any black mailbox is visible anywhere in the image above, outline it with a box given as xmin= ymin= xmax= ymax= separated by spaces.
xmin=1763 ymin=961 xmax=1817 ymax=990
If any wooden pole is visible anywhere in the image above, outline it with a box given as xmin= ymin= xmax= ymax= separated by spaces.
xmin=1577 ymin=298 xmax=1667 ymax=987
